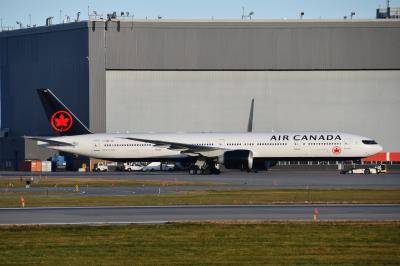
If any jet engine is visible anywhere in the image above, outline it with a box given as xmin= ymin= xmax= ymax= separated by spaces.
xmin=252 ymin=159 xmax=277 ymax=170
xmin=220 ymin=150 xmax=253 ymax=170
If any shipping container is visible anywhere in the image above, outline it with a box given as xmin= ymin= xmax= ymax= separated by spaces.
xmin=18 ymin=160 xmax=42 ymax=172
xmin=362 ymin=152 xmax=387 ymax=162
xmin=390 ymin=152 xmax=400 ymax=162
xmin=41 ymin=161 xmax=52 ymax=172
xmin=363 ymin=152 xmax=400 ymax=162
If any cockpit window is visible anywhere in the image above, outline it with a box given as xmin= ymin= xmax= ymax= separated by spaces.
xmin=362 ymin=140 xmax=378 ymax=145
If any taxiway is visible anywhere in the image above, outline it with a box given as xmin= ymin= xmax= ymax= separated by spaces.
xmin=0 ymin=204 xmax=399 ymax=225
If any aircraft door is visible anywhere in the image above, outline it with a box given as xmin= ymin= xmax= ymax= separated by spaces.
xmin=93 ymin=140 xmax=101 ymax=152
xmin=294 ymin=141 xmax=301 ymax=150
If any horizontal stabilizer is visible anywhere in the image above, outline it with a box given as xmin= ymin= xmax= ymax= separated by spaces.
xmin=25 ymin=136 xmax=75 ymax=146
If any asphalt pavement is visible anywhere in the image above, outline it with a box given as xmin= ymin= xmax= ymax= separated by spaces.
xmin=0 ymin=204 xmax=399 ymax=225
xmin=2 ymin=171 xmax=400 ymax=197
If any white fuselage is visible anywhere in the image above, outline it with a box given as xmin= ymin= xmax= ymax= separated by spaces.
xmin=38 ymin=132 xmax=382 ymax=161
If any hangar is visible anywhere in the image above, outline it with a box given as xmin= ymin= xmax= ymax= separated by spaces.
xmin=0 ymin=19 xmax=399 ymax=170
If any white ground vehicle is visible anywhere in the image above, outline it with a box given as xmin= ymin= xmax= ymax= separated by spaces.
xmin=94 ymin=162 xmax=108 ymax=172
xmin=94 ymin=162 xmax=119 ymax=172
xmin=142 ymin=162 xmax=175 ymax=172
xmin=123 ymin=162 xmax=144 ymax=171
xmin=341 ymin=164 xmax=387 ymax=175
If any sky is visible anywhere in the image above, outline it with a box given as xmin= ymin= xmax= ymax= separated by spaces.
xmin=1 ymin=0 xmax=399 ymax=29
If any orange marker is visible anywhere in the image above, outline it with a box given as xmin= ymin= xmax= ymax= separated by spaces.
xmin=20 ymin=196 xmax=25 ymax=208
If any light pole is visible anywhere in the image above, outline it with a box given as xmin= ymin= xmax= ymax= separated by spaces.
xmin=16 ymin=21 xmax=23 ymax=29
xmin=242 ymin=7 xmax=255 ymax=20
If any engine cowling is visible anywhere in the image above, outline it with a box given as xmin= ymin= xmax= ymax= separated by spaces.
xmin=252 ymin=159 xmax=277 ymax=170
xmin=221 ymin=150 xmax=253 ymax=170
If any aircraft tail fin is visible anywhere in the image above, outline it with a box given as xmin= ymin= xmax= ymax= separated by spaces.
xmin=37 ymin=89 xmax=92 ymax=136
xmin=247 ymin=98 xmax=254 ymax=132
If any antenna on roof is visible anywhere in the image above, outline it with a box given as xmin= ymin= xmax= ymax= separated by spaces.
xmin=46 ymin=16 xmax=54 ymax=26
xmin=75 ymin=12 xmax=81 ymax=22
xmin=16 ymin=21 xmax=23 ymax=29
xmin=242 ymin=7 xmax=255 ymax=20
xmin=63 ymin=15 xmax=70 ymax=23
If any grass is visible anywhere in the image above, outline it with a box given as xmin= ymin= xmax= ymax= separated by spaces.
xmin=0 ymin=222 xmax=399 ymax=265
xmin=0 ymin=176 xmax=220 ymax=188
xmin=1 ymin=189 xmax=399 ymax=207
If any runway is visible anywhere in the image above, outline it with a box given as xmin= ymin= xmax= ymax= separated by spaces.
xmin=1 ymin=204 xmax=399 ymax=225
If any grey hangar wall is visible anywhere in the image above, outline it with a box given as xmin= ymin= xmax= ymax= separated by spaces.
xmin=93 ymin=20 xmax=400 ymax=151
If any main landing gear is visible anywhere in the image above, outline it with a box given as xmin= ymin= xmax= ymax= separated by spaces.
xmin=189 ymin=160 xmax=221 ymax=175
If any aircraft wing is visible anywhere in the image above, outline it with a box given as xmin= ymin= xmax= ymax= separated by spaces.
xmin=24 ymin=136 xmax=75 ymax=146
xmin=123 ymin=137 xmax=225 ymax=157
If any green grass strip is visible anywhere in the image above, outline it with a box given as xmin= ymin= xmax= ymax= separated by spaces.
xmin=1 ymin=189 xmax=399 ymax=207
xmin=0 ymin=222 xmax=399 ymax=265
xmin=0 ymin=176 xmax=221 ymax=188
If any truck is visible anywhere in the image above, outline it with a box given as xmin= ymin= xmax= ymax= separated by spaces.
xmin=94 ymin=162 xmax=119 ymax=172
xmin=340 ymin=164 xmax=387 ymax=175
xmin=142 ymin=162 xmax=175 ymax=172
xmin=94 ymin=162 xmax=108 ymax=172
xmin=51 ymin=155 xmax=66 ymax=172
xmin=123 ymin=162 xmax=144 ymax=171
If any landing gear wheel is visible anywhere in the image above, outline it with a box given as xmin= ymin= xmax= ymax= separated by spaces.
xmin=189 ymin=165 xmax=198 ymax=175
xmin=202 ymin=169 xmax=210 ymax=175
xmin=210 ymin=168 xmax=221 ymax=175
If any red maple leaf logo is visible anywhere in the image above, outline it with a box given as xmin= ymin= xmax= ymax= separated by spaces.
xmin=332 ymin=146 xmax=341 ymax=155
xmin=51 ymin=111 xmax=73 ymax=132
xmin=55 ymin=114 xmax=69 ymax=127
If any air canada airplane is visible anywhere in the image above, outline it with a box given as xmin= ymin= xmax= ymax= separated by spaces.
xmin=27 ymin=89 xmax=383 ymax=175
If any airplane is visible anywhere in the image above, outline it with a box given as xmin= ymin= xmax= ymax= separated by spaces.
xmin=27 ymin=89 xmax=383 ymax=175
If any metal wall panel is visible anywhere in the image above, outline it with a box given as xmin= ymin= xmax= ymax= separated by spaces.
xmin=102 ymin=20 xmax=400 ymax=70
xmin=88 ymin=21 xmax=106 ymax=132
xmin=106 ymin=70 xmax=400 ymax=151
xmin=0 ymin=24 xmax=89 ymax=136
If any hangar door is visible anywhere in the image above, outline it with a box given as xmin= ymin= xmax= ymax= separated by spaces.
xmin=106 ymin=70 xmax=400 ymax=151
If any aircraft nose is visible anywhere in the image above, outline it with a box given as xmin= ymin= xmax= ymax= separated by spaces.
xmin=376 ymin=144 xmax=383 ymax=153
